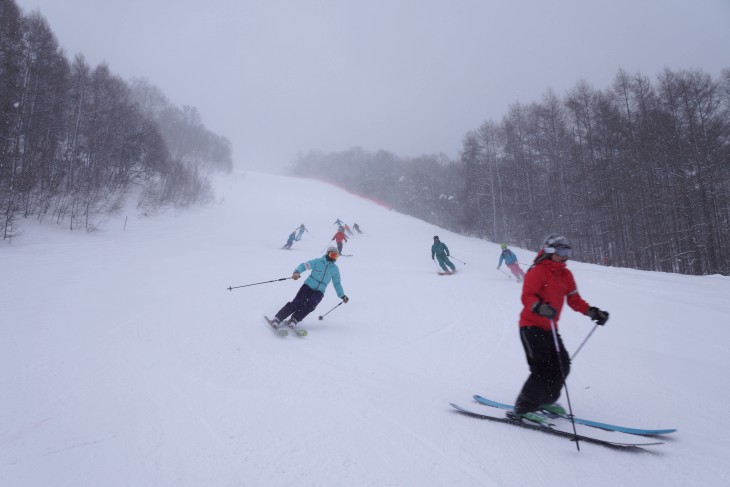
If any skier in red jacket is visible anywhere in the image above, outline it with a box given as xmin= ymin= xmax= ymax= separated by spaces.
xmin=332 ymin=226 xmax=348 ymax=254
xmin=507 ymin=234 xmax=609 ymax=425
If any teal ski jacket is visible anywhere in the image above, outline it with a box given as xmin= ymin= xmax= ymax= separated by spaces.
xmin=431 ymin=241 xmax=450 ymax=259
xmin=295 ymin=257 xmax=345 ymax=298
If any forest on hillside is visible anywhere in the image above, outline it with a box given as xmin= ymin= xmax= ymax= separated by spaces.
xmin=294 ymin=67 xmax=730 ymax=276
xmin=0 ymin=0 xmax=232 ymax=239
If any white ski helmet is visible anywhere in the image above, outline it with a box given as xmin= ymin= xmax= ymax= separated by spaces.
xmin=543 ymin=234 xmax=571 ymax=253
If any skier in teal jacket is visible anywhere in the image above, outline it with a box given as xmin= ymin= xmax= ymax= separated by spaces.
xmin=269 ymin=246 xmax=349 ymax=327
xmin=431 ymin=236 xmax=456 ymax=274
xmin=283 ymin=231 xmax=296 ymax=249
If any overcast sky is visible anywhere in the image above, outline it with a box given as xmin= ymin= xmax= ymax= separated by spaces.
xmin=14 ymin=0 xmax=730 ymax=171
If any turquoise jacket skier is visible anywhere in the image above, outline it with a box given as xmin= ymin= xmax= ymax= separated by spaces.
xmin=431 ymin=236 xmax=456 ymax=273
xmin=270 ymin=247 xmax=349 ymax=327
xmin=295 ymin=255 xmax=346 ymax=298
xmin=498 ymin=248 xmax=518 ymax=267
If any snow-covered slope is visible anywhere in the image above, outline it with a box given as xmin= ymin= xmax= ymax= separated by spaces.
xmin=2 ymin=171 xmax=729 ymax=486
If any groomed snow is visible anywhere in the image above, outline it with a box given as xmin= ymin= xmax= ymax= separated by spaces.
xmin=2 ymin=171 xmax=729 ymax=486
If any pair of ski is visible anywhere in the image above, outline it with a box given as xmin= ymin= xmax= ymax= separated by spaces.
xmin=264 ymin=316 xmax=308 ymax=337
xmin=451 ymin=395 xmax=676 ymax=450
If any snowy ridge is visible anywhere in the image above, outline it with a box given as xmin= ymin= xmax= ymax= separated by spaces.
xmin=1 ymin=171 xmax=729 ymax=486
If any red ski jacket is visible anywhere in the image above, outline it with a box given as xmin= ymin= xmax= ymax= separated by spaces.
xmin=519 ymin=254 xmax=590 ymax=331
xmin=332 ymin=231 xmax=348 ymax=243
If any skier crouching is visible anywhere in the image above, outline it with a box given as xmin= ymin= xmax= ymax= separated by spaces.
xmin=269 ymin=246 xmax=349 ymax=328
xmin=283 ymin=231 xmax=296 ymax=249
xmin=508 ymin=234 xmax=609 ymax=425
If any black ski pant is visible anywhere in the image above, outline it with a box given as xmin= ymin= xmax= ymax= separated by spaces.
xmin=275 ymin=284 xmax=324 ymax=323
xmin=514 ymin=326 xmax=571 ymax=414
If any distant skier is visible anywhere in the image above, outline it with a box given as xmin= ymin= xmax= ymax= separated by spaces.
xmin=333 ymin=218 xmax=344 ymax=226
xmin=283 ymin=231 xmax=296 ymax=250
xmin=344 ymin=224 xmax=354 ymax=237
xmin=295 ymin=224 xmax=308 ymax=241
xmin=431 ymin=236 xmax=456 ymax=274
xmin=332 ymin=226 xmax=348 ymax=254
xmin=268 ymin=246 xmax=349 ymax=328
xmin=507 ymin=234 xmax=610 ymax=425
xmin=353 ymin=223 xmax=363 ymax=234
xmin=497 ymin=243 xmax=526 ymax=282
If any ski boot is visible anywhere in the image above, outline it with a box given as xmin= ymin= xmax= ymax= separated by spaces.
xmin=285 ymin=318 xmax=308 ymax=336
xmin=539 ymin=403 xmax=567 ymax=417
xmin=506 ymin=410 xmax=549 ymax=426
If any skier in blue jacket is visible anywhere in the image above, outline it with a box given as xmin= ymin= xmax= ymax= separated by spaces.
xmin=295 ymin=224 xmax=308 ymax=241
xmin=498 ymin=243 xmax=526 ymax=282
xmin=269 ymin=246 xmax=349 ymax=328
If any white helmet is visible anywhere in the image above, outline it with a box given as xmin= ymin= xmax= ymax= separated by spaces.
xmin=543 ymin=234 xmax=571 ymax=254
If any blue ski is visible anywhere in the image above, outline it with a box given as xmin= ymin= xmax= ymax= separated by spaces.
xmin=473 ymin=395 xmax=676 ymax=436
xmin=450 ymin=404 xmax=661 ymax=449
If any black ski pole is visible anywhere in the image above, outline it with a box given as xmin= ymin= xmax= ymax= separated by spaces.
xmin=227 ymin=277 xmax=292 ymax=291
xmin=549 ymin=318 xmax=581 ymax=451
xmin=571 ymin=324 xmax=599 ymax=361
xmin=318 ymin=301 xmax=344 ymax=320
xmin=450 ymin=256 xmax=466 ymax=265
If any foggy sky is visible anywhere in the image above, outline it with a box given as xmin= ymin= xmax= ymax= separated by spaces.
xmin=14 ymin=0 xmax=730 ymax=171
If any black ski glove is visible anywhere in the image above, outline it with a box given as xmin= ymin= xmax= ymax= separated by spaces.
xmin=586 ymin=306 xmax=609 ymax=325
xmin=532 ymin=300 xmax=557 ymax=319
xmin=342 ymin=295 xmax=349 ymax=303
xmin=292 ymin=272 xmax=300 ymax=280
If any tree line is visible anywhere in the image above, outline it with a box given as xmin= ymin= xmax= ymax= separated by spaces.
xmin=293 ymin=67 xmax=730 ymax=276
xmin=0 ymin=0 xmax=232 ymax=240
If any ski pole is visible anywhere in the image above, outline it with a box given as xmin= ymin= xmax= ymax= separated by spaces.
xmin=549 ymin=318 xmax=580 ymax=451
xmin=450 ymin=256 xmax=466 ymax=265
xmin=321 ymin=240 xmax=334 ymax=253
xmin=571 ymin=324 xmax=599 ymax=361
xmin=227 ymin=277 xmax=292 ymax=291
xmin=318 ymin=301 xmax=344 ymax=320
xmin=497 ymin=268 xmax=512 ymax=278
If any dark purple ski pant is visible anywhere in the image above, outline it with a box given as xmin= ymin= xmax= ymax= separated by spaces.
xmin=275 ymin=284 xmax=324 ymax=323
